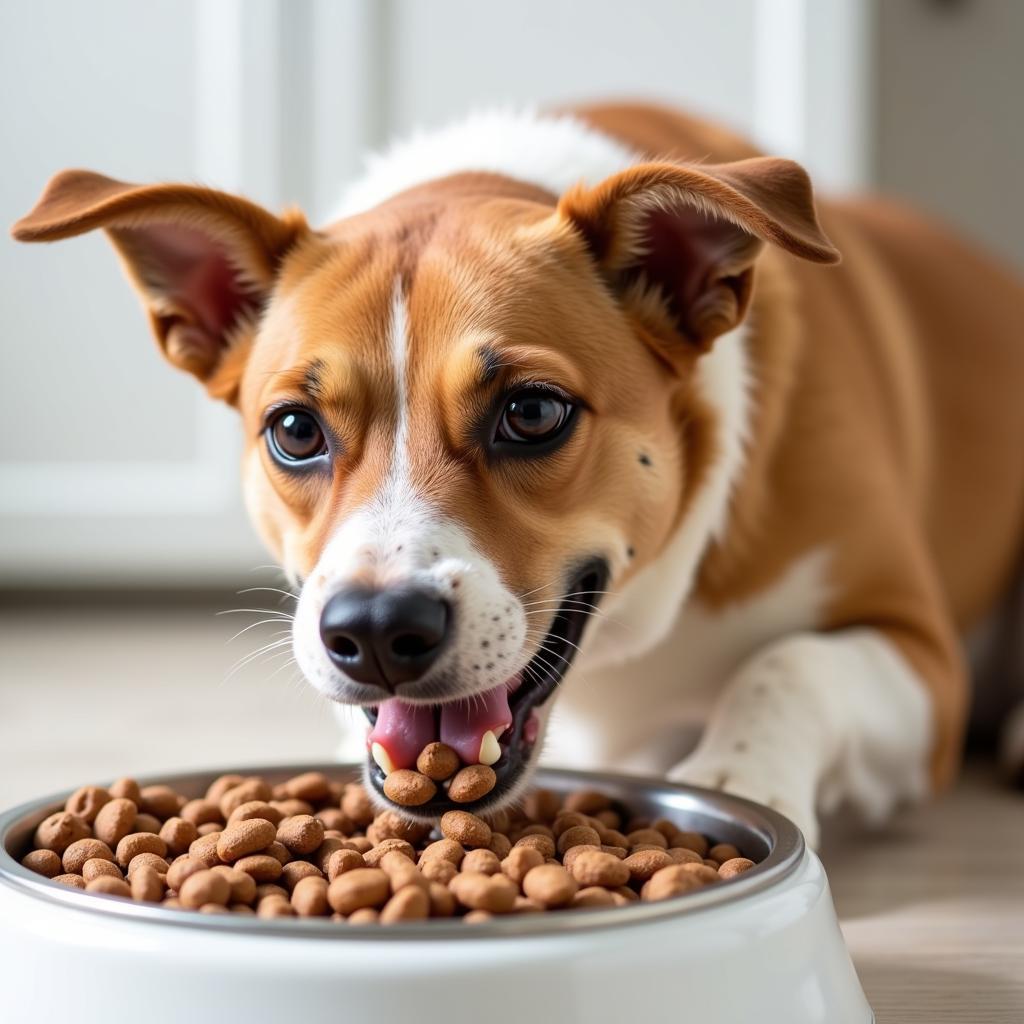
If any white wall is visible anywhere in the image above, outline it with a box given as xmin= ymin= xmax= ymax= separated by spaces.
xmin=0 ymin=0 xmax=874 ymax=585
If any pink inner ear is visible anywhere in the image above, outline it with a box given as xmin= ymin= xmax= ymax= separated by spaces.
xmin=117 ymin=223 xmax=256 ymax=340
xmin=633 ymin=205 xmax=756 ymax=333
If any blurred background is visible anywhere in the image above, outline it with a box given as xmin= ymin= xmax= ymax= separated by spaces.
xmin=2 ymin=0 xmax=1023 ymax=802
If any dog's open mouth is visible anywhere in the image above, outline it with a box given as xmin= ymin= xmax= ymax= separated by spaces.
xmin=363 ymin=560 xmax=607 ymax=817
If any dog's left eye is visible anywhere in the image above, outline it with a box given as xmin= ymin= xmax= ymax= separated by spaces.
xmin=266 ymin=408 xmax=328 ymax=463
xmin=494 ymin=388 xmax=575 ymax=446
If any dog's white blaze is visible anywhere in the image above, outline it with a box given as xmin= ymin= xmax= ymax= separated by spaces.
xmin=333 ymin=109 xmax=638 ymax=220
xmin=291 ymin=285 xmax=528 ymax=713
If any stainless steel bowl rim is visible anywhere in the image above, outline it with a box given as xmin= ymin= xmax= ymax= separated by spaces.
xmin=0 ymin=763 xmax=804 ymax=940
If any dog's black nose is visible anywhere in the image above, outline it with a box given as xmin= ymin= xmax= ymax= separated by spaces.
xmin=319 ymin=587 xmax=450 ymax=691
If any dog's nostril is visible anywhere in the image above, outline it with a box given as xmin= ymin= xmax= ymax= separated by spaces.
xmin=391 ymin=633 xmax=432 ymax=659
xmin=329 ymin=636 xmax=360 ymax=660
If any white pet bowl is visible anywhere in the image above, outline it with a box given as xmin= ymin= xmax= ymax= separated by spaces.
xmin=0 ymin=765 xmax=871 ymax=1024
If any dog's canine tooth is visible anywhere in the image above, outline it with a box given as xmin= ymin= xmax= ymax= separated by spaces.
xmin=371 ymin=742 xmax=395 ymax=776
xmin=478 ymin=730 xmax=502 ymax=766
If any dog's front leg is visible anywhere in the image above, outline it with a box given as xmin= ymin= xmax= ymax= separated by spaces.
xmin=668 ymin=630 xmax=933 ymax=847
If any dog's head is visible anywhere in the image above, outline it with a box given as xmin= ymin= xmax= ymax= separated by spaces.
xmin=13 ymin=155 xmax=836 ymax=816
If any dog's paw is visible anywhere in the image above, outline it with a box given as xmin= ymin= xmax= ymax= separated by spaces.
xmin=669 ymin=753 xmax=821 ymax=849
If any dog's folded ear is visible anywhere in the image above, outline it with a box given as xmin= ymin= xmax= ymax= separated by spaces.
xmin=558 ymin=157 xmax=840 ymax=357
xmin=12 ymin=170 xmax=309 ymax=402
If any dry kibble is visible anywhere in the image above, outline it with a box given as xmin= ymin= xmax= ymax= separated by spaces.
xmin=131 ymin=865 xmax=165 ymax=903
xmin=557 ymin=825 xmax=601 ymax=855
xmin=447 ymin=765 xmax=497 ymax=803
xmin=380 ymin=886 xmax=430 ymax=923
xmin=281 ymin=861 xmax=324 ymax=891
xmin=108 ymin=778 xmax=142 ymax=803
xmin=718 ymin=857 xmax=756 ymax=879
xmin=93 ymin=799 xmax=138 ymax=848
xmin=82 ymin=859 xmax=122 ymax=883
xmin=276 ymin=814 xmax=326 ymax=855
xmin=708 ymin=843 xmax=741 ymax=865
xmin=291 ymin=876 xmax=330 ymax=917
xmin=86 ymin=876 xmax=131 ymax=898
xmin=233 ymin=855 xmax=283 ymax=883
xmin=283 ymin=771 xmax=332 ymax=803
xmin=159 ymin=817 xmax=200 ymax=857
xmin=65 ymin=786 xmax=111 ymax=824
xmin=179 ymin=869 xmax=231 ymax=909
xmin=52 ymin=873 xmax=87 ymax=889
xmin=440 ymin=811 xmax=491 ymax=848
xmin=63 ymin=838 xmax=115 ymax=875
xmin=115 ymin=832 xmax=167 ymax=869
xmin=568 ymin=850 xmax=630 ymax=888
xmin=34 ymin=812 xmax=90 ymax=855
xmin=522 ymin=864 xmax=578 ymax=908
xmin=22 ymin=769 xmax=758 ymax=924
xmin=416 ymin=742 xmax=461 ymax=781
xmin=22 ymin=849 xmax=62 ymax=878
xmin=327 ymin=868 xmax=391 ymax=915
xmin=138 ymin=785 xmax=180 ymax=819
xmin=217 ymin=819 xmax=277 ymax=863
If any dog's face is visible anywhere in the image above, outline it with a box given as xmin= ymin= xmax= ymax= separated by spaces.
xmin=14 ymin=160 xmax=835 ymax=816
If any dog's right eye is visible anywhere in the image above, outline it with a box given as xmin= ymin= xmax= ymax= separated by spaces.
xmin=266 ymin=408 xmax=328 ymax=464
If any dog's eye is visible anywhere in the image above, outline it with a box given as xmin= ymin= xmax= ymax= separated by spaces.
xmin=267 ymin=408 xmax=327 ymax=463
xmin=495 ymin=388 xmax=575 ymax=446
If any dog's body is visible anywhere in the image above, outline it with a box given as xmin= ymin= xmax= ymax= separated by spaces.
xmin=15 ymin=103 xmax=1024 ymax=844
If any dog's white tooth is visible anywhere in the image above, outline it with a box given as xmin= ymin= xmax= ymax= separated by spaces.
xmin=478 ymin=730 xmax=502 ymax=766
xmin=371 ymin=742 xmax=395 ymax=776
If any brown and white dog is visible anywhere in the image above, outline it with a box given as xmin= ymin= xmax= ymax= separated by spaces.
xmin=14 ymin=103 xmax=1024 ymax=845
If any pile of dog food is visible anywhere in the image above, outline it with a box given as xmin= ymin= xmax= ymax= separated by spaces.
xmin=20 ymin=771 xmax=757 ymax=923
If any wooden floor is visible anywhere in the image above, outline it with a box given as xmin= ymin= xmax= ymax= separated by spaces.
xmin=2 ymin=598 xmax=1022 ymax=1023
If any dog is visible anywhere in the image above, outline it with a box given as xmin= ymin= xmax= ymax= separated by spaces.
xmin=14 ymin=103 xmax=1024 ymax=846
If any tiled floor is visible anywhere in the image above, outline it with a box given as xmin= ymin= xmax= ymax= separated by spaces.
xmin=2 ymin=596 xmax=1022 ymax=1022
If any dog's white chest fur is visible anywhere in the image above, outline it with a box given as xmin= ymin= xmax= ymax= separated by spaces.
xmin=543 ymin=550 xmax=832 ymax=774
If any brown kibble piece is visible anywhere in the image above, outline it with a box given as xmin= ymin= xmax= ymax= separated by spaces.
xmin=217 ymin=819 xmax=277 ymax=863
xmin=447 ymin=764 xmax=497 ymax=803
xmin=65 ymin=785 xmax=112 ymax=824
xmin=276 ymin=814 xmax=326 ymax=855
xmin=180 ymin=799 xmax=223 ymax=826
xmin=219 ymin=778 xmax=273 ymax=819
xmin=522 ymin=789 xmax=562 ymax=824
xmin=501 ymin=846 xmax=544 ymax=884
xmin=131 ymin=865 xmax=165 ymax=903
xmin=522 ymin=864 xmax=578 ymax=908
xmin=449 ymin=872 xmax=517 ymax=914
xmin=211 ymin=865 xmax=258 ymax=904
xmin=371 ymin=810 xmax=432 ymax=844
xmin=229 ymin=801 xmax=283 ymax=826
xmin=127 ymin=852 xmax=170 ymax=879
xmin=115 ymin=832 xmax=167 ymax=869
xmin=641 ymin=864 xmax=705 ymax=902
xmin=291 ymin=875 xmax=330 ymax=917
xmin=563 ymin=790 xmax=611 ymax=814
xmin=205 ymin=774 xmax=245 ymax=804
xmin=420 ymin=857 xmax=457 ymax=885
xmin=382 ymin=769 xmax=437 ymax=807
xmin=420 ymin=838 xmax=464 ymax=865
xmin=159 ymin=817 xmax=200 ymax=857
xmin=666 ymin=846 xmax=703 ymax=865
xmin=362 ymin=838 xmax=415 ymax=868
xmin=82 ymin=859 xmax=123 ymax=883
xmin=281 ymin=860 xmax=324 ymax=891
xmin=557 ymin=825 xmax=601 ymax=855
xmin=137 ymin=785 xmax=180 ymax=819
xmin=572 ymin=886 xmax=617 ymax=908
xmin=380 ymin=885 xmax=430 ymax=923
xmin=52 ymin=873 xmax=87 ymax=889
xmin=22 ymin=849 xmax=62 ymax=878
xmin=86 ymin=876 xmax=131 ymax=898
xmin=283 ymin=771 xmax=332 ymax=803
xmin=108 ymin=778 xmax=142 ymax=803
xmin=179 ymin=869 xmax=231 ymax=909
xmin=718 ymin=857 xmax=756 ymax=879
xmin=326 ymin=848 xmax=364 ymax=881
xmin=34 ymin=812 xmax=90 ymax=855
xmin=440 ymin=811 xmax=491 ymax=848
xmin=514 ymin=834 xmax=556 ymax=859
xmin=167 ymin=856 xmax=207 ymax=891
xmin=327 ymin=868 xmax=390 ymax=915
xmin=341 ymin=783 xmax=375 ymax=827
xmin=416 ymin=742 xmax=461 ymax=781
xmin=673 ymin=831 xmax=710 ymax=857
xmin=623 ymin=848 xmax=673 ymax=882
xmin=568 ymin=850 xmax=630 ymax=888
xmin=428 ymin=881 xmax=456 ymax=917
xmin=93 ymin=799 xmax=138 ymax=848
xmin=680 ymin=862 xmax=721 ymax=885
xmin=63 ymin=838 xmax=115 ymax=875
xmin=233 ymin=855 xmax=283 ymax=883
xmin=708 ymin=843 xmax=741 ymax=865
xmin=133 ymin=814 xmax=163 ymax=834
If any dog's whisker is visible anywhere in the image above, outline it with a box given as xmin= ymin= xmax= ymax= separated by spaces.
xmin=227 ymin=620 xmax=294 ymax=643
xmin=216 ymin=607 xmax=295 ymax=620
xmin=236 ymin=586 xmax=299 ymax=602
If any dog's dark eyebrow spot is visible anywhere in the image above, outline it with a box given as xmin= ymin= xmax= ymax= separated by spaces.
xmin=627 ymin=546 xmax=636 ymax=559
xmin=638 ymin=452 xmax=653 ymax=467
xmin=477 ymin=344 xmax=503 ymax=386
xmin=301 ymin=358 xmax=328 ymax=401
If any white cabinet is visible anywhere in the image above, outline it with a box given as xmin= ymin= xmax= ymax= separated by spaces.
xmin=0 ymin=0 xmax=869 ymax=584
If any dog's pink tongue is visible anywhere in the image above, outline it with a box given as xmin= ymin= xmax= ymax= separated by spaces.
xmin=440 ymin=685 xmax=513 ymax=765
xmin=366 ymin=701 xmax=435 ymax=771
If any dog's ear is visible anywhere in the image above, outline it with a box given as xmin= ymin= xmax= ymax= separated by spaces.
xmin=12 ymin=170 xmax=309 ymax=402
xmin=558 ymin=158 xmax=839 ymax=357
